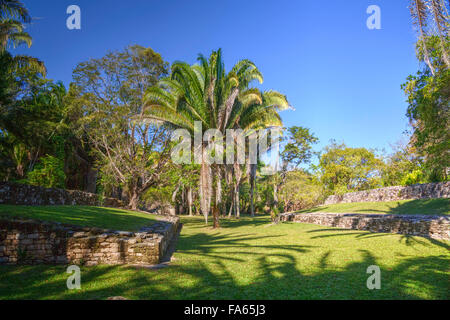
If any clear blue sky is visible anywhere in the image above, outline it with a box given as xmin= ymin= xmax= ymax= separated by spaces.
xmin=16 ymin=0 xmax=419 ymax=155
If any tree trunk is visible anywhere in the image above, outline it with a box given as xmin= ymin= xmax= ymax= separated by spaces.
xmin=216 ymin=167 xmax=222 ymax=215
xmin=273 ymin=183 xmax=278 ymax=209
xmin=211 ymin=164 xmax=220 ymax=228
xmin=200 ymin=148 xmax=212 ymax=224
xmin=234 ymin=182 xmax=240 ymax=219
xmin=233 ymin=162 xmax=242 ymax=219
xmin=128 ymin=189 xmax=139 ymax=211
xmin=249 ymin=163 xmax=256 ymax=216
xmin=187 ymin=186 xmax=193 ymax=216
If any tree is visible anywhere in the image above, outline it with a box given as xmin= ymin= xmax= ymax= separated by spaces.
xmin=0 ymin=59 xmax=69 ymax=185
xmin=271 ymin=126 xmax=318 ymax=212
xmin=279 ymin=170 xmax=323 ymax=212
xmin=402 ymin=34 xmax=449 ymax=181
xmin=408 ymin=0 xmax=450 ymax=74
xmin=380 ymin=140 xmax=424 ymax=186
xmin=403 ymin=1 xmax=449 ymax=181
xmin=0 ymin=0 xmax=45 ymax=76
xmin=68 ymin=45 xmax=171 ymax=209
xmin=318 ymin=141 xmax=384 ymax=195
xmin=143 ymin=49 xmax=290 ymax=227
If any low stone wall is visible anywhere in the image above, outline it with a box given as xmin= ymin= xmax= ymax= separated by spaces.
xmin=0 ymin=215 xmax=180 ymax=266
xmin=0 ymin=182 xmax=123 ymax=207
xmin=280 ymin=212 xmax=449 ymax=240
xmin=324 ymin=182 xmax=450 ymax=205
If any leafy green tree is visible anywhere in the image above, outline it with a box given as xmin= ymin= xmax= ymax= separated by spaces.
xmin=402 ymin=36 xmax=449 ymax=181
xmin=279 ymin=170 xmax=324 ymax=212
xmin=270 ymin=126 xmax=318 ymax=213
xmin=380 ymin=141 xmax=424 ymax=186
xmin=404 ymin=2 xmax=449 ymax=181
xmin=68 ymin=45 xmax=171 ymax=209
xmin=318 ymin=141 xmax=384 ymax=195
xmin=143 ymin=49 xmax=290 ymax=227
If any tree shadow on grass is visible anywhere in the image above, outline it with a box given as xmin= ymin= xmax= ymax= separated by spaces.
xmin=298 ymin=199 xmax=449 ymax=216
xmin=306 ymin=227 xmax=450 ymax=250
xmin=0 ymin=226 xmax=448 ymax=300
xmin=0 ymin=249 xmax=447 ymax=300
xmin=386 ymin=199 xmax=449 ymax=216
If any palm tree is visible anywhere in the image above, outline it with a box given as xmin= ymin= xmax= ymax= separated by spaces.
xmin=0 ymin=0 xmax=45 ymax=75
xmin=143 ymin=49 xmax=289 ymax=227
xmin=428 ymin=0 xmax=450 ymax=67
xmin=410 ymin=0 xmax=435 ymax=75
xmin=409 ymin=0 xmax=450 ymax=73
xmin=0 ymin=0 xmax=31 ymax=21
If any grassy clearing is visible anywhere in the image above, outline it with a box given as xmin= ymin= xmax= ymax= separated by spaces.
xmin=0 ymin=205 xmax=159 ymax=231
xmin=297 ymin=198 xmax=449 ymax=216
xmin=0 ymin=215 xmax=448 ymax=300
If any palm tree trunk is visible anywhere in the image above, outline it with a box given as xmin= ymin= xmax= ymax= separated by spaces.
xmin=233 ymin=162 xmax=242 ymax=219
xmin=234 ymin=182 xmax=240 ymax=219
xmin=211 ymin=164 xmax=221 ymax=228
xmin=200 ymin=156 xmax=211 ymax=224
xmin=249 ymin=163 xmax=256 ymax=216
xmin=187 ymin=186 xmax=193 ymax=216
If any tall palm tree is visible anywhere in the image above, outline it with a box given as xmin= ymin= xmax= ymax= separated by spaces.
xmin=0 ymin=0 xmax=45 ymax=75
xmin=409 ymin=0 xmax=450 ymax=73
xmin=142 ymin=49 xmax=289 ymax=227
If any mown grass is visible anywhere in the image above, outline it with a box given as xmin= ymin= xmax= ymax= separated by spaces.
xmin=0 ymin=215 xmax=448 ymax=300
xmin=0 ymin=205 xmax=159 ymax=231
xmin=297 ymin=198 xmax=449 ymax=216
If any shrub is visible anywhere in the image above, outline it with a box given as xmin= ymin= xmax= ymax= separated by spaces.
xmin=27 ymin=155 xmax=66 ymax=188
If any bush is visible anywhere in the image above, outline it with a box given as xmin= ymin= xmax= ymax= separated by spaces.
xmin=401 ymin=169 xmax=425 ymax=186
xmin=27 ymin=155 xmax=66 ymax=188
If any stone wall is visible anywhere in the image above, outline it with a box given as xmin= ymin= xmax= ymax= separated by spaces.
xmin=0 ymin=216 xmax=180 ymax=266
xmin=0 ymin=182 xmax=123 ymax=207
xmin=280 ymin=212 xmax=449 ymax=240
xmin=324 ymin=182 xmax=450 ymax=205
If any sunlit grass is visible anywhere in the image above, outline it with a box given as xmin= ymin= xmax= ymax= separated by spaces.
xmin=0 ymin=215 xmax=448 ymax=300
xmin=298 ymin=198 xmax=449 ymax=215
xmin=0 ymin=205 xmax=159 ymax=231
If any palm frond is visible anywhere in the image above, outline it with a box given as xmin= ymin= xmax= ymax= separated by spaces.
xmin=12 ymin=54 xmax=46 ymax=76
xmin=410 ymin=0 xmax=436 ymax=74
xmin=0 ymin=0 xmax=31 ymax=22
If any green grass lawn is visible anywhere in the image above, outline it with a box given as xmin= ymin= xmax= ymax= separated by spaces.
xmin=0 ymin=205 xmax=159 ymax=231
xmin=297 ymin=198 xmax=449 ymax=216
xmin=0 ymin=215 xmax=448 ymax=300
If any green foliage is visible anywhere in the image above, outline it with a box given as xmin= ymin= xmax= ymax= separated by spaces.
xmin=26 ymin=155 xmax=65 ymax=188
xmin=402 ymin=36 xmax=449 ymax=181
xmin=401 ymin=169 xmax=426 ymax=186
xmin=380 ymin=141 xmax=424 ymax=186
xmin=68 ymin=45 xmax=171 ymax=208
xmin=279 ymin=170 xmax=324 ymax=211
xmin=281 ymin=126 xmax=318 ymax=169
xmin=318 ymin=141 xmax=383 ymax=195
